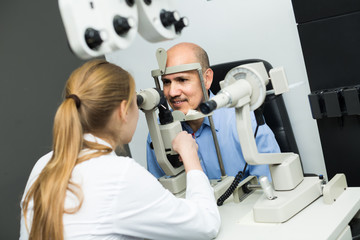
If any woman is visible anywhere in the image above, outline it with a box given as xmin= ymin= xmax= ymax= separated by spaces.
xmin=20 ymin=60 xmax=220 ymax=240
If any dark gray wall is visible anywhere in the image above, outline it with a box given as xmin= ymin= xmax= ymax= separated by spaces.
xmin=292 ymin=0 xmax=360 ymax=187
xmin=0 ymin=0 xmax=84 ymax=238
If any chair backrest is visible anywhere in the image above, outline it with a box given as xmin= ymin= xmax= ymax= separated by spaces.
xmin=210 ymin=59 xmax=299 ymax=154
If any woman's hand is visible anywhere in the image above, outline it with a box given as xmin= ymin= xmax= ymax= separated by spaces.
xmin=172 ymin=131 xmax=202 ymax=172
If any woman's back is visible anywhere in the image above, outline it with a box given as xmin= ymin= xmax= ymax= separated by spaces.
xmin=21 ymin=134 xmax=220 ymax=240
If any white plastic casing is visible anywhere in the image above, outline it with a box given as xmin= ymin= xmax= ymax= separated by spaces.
xmin=269 ymin=67 xmax=289 ymax=95
xmin=323 ymin=173 xmax=348 ymax=204
xmin=269 ymin=153 xmax=304 ymax=191
xmin=136 ymin=0 xmax=180 ymax=42
xmin=58 ymin=0 xmax=138 ymax=59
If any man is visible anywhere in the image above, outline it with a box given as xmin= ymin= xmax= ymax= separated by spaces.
xmin=147 ymin=42 xmax=280 ymax=180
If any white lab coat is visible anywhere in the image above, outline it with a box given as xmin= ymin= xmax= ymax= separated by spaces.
xmin=20 ymin=134 xmax=220 ymax=240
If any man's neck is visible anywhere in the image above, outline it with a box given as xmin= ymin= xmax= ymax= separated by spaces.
xmin=186 ymin=117 xmax=204 ymax=133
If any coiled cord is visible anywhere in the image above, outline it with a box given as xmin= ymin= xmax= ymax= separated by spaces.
xmin=217 ymin=163 xmax=247 ymax=206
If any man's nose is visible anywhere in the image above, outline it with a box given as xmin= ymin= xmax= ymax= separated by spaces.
xmin=168 ymin=82 xmax=181 ymax=97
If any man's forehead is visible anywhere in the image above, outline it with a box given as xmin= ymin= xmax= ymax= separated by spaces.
xmin=166 ymin=48 xmax=197 ymax=67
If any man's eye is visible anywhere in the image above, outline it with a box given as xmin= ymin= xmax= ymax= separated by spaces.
xmin=162 ymin=80 xmax=170 ymax=85
xmin=179 ymin=78 xmax=187 ymax=82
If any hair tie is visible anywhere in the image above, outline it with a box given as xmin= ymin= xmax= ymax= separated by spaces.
xmin=66 ymin=94 xmax=81 ymax=109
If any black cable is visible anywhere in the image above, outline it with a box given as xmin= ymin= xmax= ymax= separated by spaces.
xmin=216 ymin=124 xmax=260 ymax=206
xmin=217 ymin=163 xmax=248 ymax=206
xmin=254 ymin=124 xmax=259 ymax=137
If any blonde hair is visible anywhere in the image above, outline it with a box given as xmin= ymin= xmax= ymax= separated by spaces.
xmin=22 ymin=59 xmax=135 ymax=240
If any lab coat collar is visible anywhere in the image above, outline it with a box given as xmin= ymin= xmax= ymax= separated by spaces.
xmin=84 ymin=133 xmax=114 ymax=149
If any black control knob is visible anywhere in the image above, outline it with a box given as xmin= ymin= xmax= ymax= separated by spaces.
xmin=125 ymin=0 xmax=135 ymax=7
xmin=199 ymin=100 xmax=217 ymax=114
xmin=113 ymin=15 xmax=134 ymax=36
xmin=174 ymin=17 xmax=189 ymax=34
xmin=84 ymin=28 xmax=103 ymax=50
xmin=160 ymin=9 xmax=180 ymax=27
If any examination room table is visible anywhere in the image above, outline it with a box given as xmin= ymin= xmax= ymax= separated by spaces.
xmin=215 ymin=187 xmax=360 ymax=240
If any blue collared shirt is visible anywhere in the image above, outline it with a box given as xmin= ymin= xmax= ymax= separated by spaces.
xmin=146 ymin=97 xmax=280 ymax=180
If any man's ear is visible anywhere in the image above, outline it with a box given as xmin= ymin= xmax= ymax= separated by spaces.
xmin=204 ymin=68 xmax=214 ymax=90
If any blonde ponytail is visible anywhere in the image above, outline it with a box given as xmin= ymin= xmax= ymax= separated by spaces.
xmin=22 ymin=59 xmax=135 ymax=240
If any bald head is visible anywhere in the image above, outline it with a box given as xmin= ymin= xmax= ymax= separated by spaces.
xmin=166 ymin=42 xmax=210 ymax=73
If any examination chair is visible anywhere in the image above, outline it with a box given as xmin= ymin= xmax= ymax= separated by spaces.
xmin=210 ymin=59 xmax=300 ymax=155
